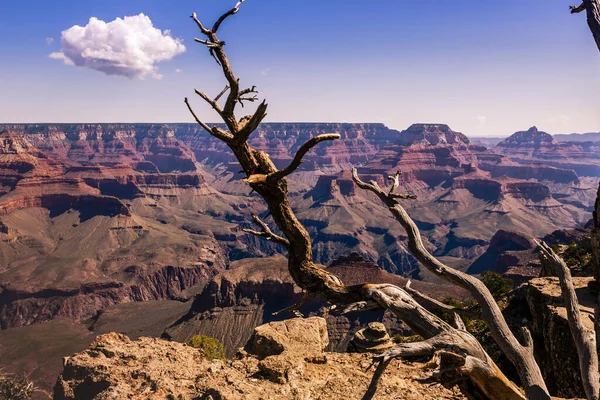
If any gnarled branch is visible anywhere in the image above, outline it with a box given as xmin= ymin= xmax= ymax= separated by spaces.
xmin=195 ymin=89 xmax=224 ymax=116
xmin=352 ymin=167 xmax=550 ymax=399
xmin=268 ymin=134 xmax=340 ymax=181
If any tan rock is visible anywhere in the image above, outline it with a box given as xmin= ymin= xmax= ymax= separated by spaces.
xmin=244 ymin=316 xmax=329 ymax=359
xmin=55 ymin=318 xmax=467 ymax=400
xmin=347 ymin=322 xmax=394 ymax=354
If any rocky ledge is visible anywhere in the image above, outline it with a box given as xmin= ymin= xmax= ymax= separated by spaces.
xmin=55 ymin=317 xmax=465 ymax=400
xmin=525 ymin=276 xmax=595 ymax=399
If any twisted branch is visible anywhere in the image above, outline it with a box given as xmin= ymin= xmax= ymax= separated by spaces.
xmin=352 ymin=167 xmax=550 ymax=399
xmin=212 ymin=0 xmax=246 ymax=33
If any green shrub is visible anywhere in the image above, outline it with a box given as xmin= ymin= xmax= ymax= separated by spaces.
xmin=481 ymin=271 xmax=513 ymax=299
xmin=392 ymin=334 xmax=423 ymax=344
xmin=188 ymin=335 xmax=226 ymax=360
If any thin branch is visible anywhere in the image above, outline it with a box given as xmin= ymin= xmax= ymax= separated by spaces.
xmin=215 ymin=85 xmax=230 ymax=102
xmin=238 ymin=85 xmax=259 ymax=106
xmin=272 ymin=291 xmax=311 ymax=316
xmin=265 ymin=134 xmax=340 ymax=182
xmin=194 ymin=38 xmax=220 ymax=47
xmin=405 ymin=280 xmax=481 ymax=319
xmin=537 ymin=240 xmax=600 ymax=400
xmin=194 ymin=89 xmax=224 ymax=115
xmin=242 ymin=213 xmax=290 ymax=248
xmin=571 ymin=2 xmax=587 ymax=13
xmin=184 ymin=98 xmax=233 ymax=142
xmin=190 ymin=13 xmax=211 ymax=35
xmin=212 ymin=0 xmax=246 ymax=33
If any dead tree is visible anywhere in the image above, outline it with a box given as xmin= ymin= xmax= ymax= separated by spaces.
xmin=571 ymin=0 xmax=600 ymax=53
xmin=185 ymin=2 xmax=597 ymax=399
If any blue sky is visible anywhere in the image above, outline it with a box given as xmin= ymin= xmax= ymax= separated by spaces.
xmin=0 ymin=0 xmax=598 ymax=136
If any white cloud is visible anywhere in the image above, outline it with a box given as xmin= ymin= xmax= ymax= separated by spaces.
xmin=45 ymin=37 xmax=54 ymax=45
xmin=175 ymin=68 xmax=182 ymax=73
xmin=261 ymin=67 xmax=270 ymax=76
xmin=49 ymin=14 xmax=186 ymax=79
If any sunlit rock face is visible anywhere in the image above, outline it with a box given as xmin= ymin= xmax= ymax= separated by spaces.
xmin=0 ymin=122 xmax=595 ymax=334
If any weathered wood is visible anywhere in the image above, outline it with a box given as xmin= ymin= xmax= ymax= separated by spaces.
xmin=538 ymin=241 xmax=600 ymax=400
xmin=351 ymin=168 xmax=550 ymax=399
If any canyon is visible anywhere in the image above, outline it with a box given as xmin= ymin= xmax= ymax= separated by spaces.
xmin=0 ymin=122 xmax=599 ymax=397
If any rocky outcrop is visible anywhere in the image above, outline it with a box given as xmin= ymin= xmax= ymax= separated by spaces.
xmin=54 ymin=319 xmax=466 ymax=400
xmin=467 ymin=230 xmax=537 ymax=278
xmin=525 ymin=276 xmax=595 ymax=398
xmin=494 ymin=126 xmax=600 ymax=178
xmin=398 ymin=123 xmax=470 ymax=146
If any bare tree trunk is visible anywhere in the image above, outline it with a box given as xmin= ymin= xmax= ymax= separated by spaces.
xmin=538 ymin=241 xmax=600 ymax=400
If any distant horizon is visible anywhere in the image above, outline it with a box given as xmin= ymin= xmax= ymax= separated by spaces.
xmin=2 ymin=121 xmax=600 ymax=138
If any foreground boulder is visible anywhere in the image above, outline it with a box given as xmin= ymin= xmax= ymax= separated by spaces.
xmin=55 ymin=317 xmax=465 ymax=399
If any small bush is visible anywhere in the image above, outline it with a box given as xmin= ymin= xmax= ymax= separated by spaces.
xmin=0 ymin=373 xmax=34 ymax=400
xmin=188 ymin=335 xmax=226 ymax=360
xmin=481 ymin=271 xmax=513 ymax=299
xmin=392 ymin=334 xmax=423 ymax=344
